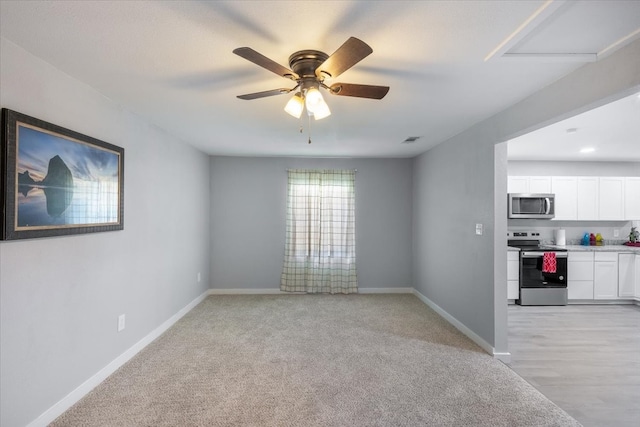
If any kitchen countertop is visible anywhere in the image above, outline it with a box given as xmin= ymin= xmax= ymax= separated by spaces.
xmin=508 ymin=246 xmax=521 ymax=252
xmin=541 ymin=244 xmax=640 ymax=254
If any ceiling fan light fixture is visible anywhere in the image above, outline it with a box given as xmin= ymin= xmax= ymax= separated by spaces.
xmin=284 ymin=92 xmax=304 ymax=118
xmin=312 ymin=98 xmax=331 ymax=120
xmin=233 ymin=37 xmax=389 ymax=123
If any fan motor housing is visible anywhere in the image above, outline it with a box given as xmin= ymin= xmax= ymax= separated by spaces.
xmin=288 ymin=50 xmax=329 ymax=79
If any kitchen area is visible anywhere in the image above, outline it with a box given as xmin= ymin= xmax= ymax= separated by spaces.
xmin=506 ymin=173 xmax=640 ymax=306
xmin=504 ymin=92 xmax=640 ymax=427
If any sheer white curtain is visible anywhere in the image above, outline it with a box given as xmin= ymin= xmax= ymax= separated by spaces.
xmin=280 ymin=169 xmax=358 ymax=294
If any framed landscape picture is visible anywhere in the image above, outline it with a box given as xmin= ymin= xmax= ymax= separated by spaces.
xmin=1 ymin=109 xmax=124 ymax=240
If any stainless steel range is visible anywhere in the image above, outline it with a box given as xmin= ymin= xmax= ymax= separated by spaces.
xmin=508 ymin=232 xmax=568 ymax=306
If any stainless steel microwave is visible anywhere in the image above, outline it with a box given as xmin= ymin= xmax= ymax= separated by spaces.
xmin=508 ymin=193 xmax=555 ymax=219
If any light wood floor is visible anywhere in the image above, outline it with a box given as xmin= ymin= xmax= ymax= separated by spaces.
xmin=507 ymin=304 xmax=640 ymax=427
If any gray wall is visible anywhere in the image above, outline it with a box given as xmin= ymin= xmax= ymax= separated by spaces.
xmin=413 ymin=126 xmax=498 ymax=345
xmin=412 ymin=39 xmax=640 ymax=354
xmin=210 ymin=157 xmax=413 ymax=290
xmin=0 ymin=38 xmax=211 ymax=426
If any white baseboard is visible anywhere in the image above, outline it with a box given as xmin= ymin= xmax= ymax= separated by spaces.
xmin=208 ymin=288 xmax=285 ymax=295
xmin=208 ymin=287 xmax=414 ymax=295
xmin=568 ymin=299 xmax=637 ymax=305
xmin=359 ymin=287 xmax=414 ymax=294
xmin=27 ymin=290 xmax=210 ymax=427
xmin=412 ymin=289 xmax=508 ymax=362
xmin=493 ymin=352 xmax=512 ymax=363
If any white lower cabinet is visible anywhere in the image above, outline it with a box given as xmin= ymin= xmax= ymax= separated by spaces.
xmin=507 ymin=251 xmax=519 ymax=300
xmin=568 ymin=252 xmax=594 ymax=300
xmin=594 ymin=252 xmax=619 ymax=299
xmin=568 ymin=280 xmax=595 ymax=300
xmin=618 ymin=253 xmax=636 ymax=298
xmin=507 ymin=281 xmax=519 ymax=301
xmin=565 ymin=250 xmax=639 ymax=301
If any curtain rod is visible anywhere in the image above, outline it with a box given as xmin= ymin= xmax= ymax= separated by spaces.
xmin=286 ymin=169 xmax=357 ymax=172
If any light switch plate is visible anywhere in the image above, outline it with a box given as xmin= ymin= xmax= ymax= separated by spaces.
xmin=475 ymin=223 xmax=483 ymax=235
xmin=118 ymin=314 xmax=126 ymax=332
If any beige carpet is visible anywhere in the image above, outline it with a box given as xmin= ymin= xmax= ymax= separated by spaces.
xmin=51 ymin=294 xmax=581 ymax=426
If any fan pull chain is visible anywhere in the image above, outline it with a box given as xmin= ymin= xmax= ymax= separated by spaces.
xmin=297 ymin=114 xmax=312 ymax=144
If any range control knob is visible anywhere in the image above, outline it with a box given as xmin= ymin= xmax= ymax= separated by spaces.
xmin=560 ymin=276 xmax=564 ymax=280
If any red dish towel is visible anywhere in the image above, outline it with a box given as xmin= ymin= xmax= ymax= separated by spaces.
xmin=542 ymin=252 xmax=557 ymax=273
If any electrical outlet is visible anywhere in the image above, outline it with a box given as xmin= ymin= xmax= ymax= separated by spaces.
xmin=118 ymin=314 xmax=126 ymax=332
xmin=197 ymin=272 xmax=201 ymax=283
xmin=475 ymin=223 xmax=483 ymax=236
xmin=613 ymin=229 xmax=619 ymax=237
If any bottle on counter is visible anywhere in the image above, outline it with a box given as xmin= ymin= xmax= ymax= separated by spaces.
xmin=589 ymin=233 xmax=596 ymax=245
xmin=596 ymin=233 xmax=603 ymax=246
xmin=582 ymin=233 xmax=590 ymax=246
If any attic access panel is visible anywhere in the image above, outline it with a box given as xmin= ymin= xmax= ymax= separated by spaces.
xmin=510 ymin=1 xmax=640 ymax=55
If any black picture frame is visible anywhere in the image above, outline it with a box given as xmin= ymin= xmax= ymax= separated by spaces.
xmin=1 ymin=109 xmax=124 ymax=240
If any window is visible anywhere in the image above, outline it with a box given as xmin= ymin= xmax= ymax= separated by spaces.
xmin=280 ymin=169 xmax=357 ymax=294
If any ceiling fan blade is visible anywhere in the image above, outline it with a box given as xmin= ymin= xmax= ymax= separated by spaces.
xmin=236 ymin=88 xmax=294 ymax=100
xmin=316 ymin=37 xmax=373 ymax=80
xmin=233 ymin=47 xmax=299 ymax=80
xmin=329 ymin=83 xmax=389 ymax=99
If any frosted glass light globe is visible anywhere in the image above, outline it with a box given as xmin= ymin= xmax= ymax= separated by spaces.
xmin=305 ymin=87 xmax=323 ymax=113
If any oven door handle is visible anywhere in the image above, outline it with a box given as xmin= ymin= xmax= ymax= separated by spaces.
xmin=522 ymin=252 xmax=568 ymax=258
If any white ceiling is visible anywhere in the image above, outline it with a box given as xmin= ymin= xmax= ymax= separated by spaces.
xmin=1 ymin=0 xmax=639 ymax=158
xmin=508 ymin=91 xmax=640 ymax=161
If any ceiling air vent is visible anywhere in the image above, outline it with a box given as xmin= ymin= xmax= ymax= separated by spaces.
xmin=401 ymin=136 xmax=421 ymax=144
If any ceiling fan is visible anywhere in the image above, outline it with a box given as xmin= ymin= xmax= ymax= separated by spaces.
xmin=233 ymin=37 xmax=389 ymax=120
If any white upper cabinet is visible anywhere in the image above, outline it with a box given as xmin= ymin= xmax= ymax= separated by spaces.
xmin=577 ymin=177 xmax=599 ymax=220
xmin=507 ymin=176 xmax=551 ymax=194
xmin=507 ymin=176 xmax=529 ymax=193
xmin=508 ymin=175 xmax=639 ymax=221
xmin=599 ymin=177 xmax=625 ymax=220
xmin=625 ymin=177 xmax=640 ymax=220
xmin=529 ymin=176 xmax=552 ymax=193
xmin=551 ymin=176 xmax=578 ymax=220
